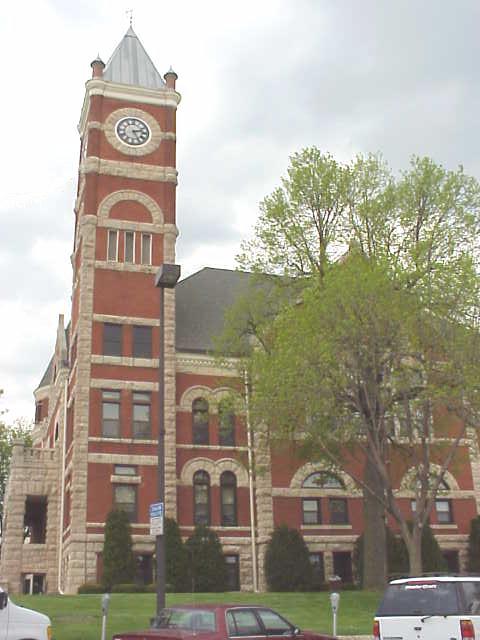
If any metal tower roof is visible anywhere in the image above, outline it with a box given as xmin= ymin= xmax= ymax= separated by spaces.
xmin=103 ymin=26 xmax=166 ymax=90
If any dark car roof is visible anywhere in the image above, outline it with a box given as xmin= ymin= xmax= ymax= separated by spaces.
xmin=166 ymin=604 xmax=268 ymax=611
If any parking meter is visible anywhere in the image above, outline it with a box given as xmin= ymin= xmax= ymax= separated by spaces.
xmin=102 ymin=593 xmax=110 ymax=615
xmin=329 ymin=591 xmax=340 ymax=636
xmin=101 ymin=593 xmax=110 ymax=640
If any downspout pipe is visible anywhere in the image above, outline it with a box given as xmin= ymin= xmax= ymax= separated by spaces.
xmin=244 ymin=369 xmax=258 ymax=592
xmin=57 ymin=378 xmax=68 ymax=594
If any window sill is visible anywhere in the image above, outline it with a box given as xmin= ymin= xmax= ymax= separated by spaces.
xmin=89 ymin=437 xmax=157 ymax=444
xmin=96 ymin=260 xmax=157 ymax=274
xmin=110 ymin=474 xmax=141 ymax=484
xmin=92 ymin=355 xmax=159 ymax=368
xmin=301 ymin=524 xmax=352 ymax=530
xmin=176 ymin=443 xmax=248 ymax=451
xmin=182 ymin=525 xmax=251 ymax=532
xmin=431 ymin=523 xmax=457 ymax=529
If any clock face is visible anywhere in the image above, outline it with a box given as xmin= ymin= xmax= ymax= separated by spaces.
xmin=115 ymin=117 xmax=151 ymax=146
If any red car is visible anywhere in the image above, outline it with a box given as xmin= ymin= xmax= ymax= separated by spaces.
xmin=111 ymin=604 xmax=336 ymax=640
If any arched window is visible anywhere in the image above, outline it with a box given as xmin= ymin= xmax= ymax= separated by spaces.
xmin=220 ymin=471 xmax=237 ymax=526
xmin=193 ymin=470 xmax=210 ymax=525
xmin=219 ymin=399 xmax=235 ymax=446
xmin=302 ymin=472 xmax=345 ymax=489
xmin=192 ymin=398 xmax=209 ymax=445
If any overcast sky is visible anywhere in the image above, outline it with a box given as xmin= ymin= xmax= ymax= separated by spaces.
xmin=1 ymin=0 xmax=479 ymax=422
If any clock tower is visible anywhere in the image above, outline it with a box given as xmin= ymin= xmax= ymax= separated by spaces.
xmin=63 ymin=27 xmax=180 ymax=593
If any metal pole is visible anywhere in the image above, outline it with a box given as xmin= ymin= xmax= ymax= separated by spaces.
xmin=156 ymin=284 xmax=166 ymax=616
xmin=244 ymin=370 xmax=258 ymax=592
xmin=154 ymin=264 xmax=180 ymax=620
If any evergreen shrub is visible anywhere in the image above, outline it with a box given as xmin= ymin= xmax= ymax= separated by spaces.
xmin=186 ymin=524 xmax=227 ymax=592
xmin=422 ymin=522 xmax=447 ymax=573
xmin=102 ymin=509 xmax=135 ymax=589
xmin=467 ymin=516 xmax=480 ymax=573
xmin=354 ymin=523 xmax=446 ymax=584
xmin=111 ymin=583 xmax=146 ymax=593
xmin=77 ymin=583 xmax=105 ymax=594
xmin=264 ymin=525 xmax=313 ymax=591
xmin=165 ymin=517 xmax=189 ymax=592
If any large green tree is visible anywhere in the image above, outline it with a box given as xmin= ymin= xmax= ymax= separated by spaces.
xmin=219 ymin=149 xmax=480 ymax=577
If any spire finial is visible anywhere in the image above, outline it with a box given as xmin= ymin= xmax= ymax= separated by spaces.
xmin=126 ymin=8 xmax=133 ymax=26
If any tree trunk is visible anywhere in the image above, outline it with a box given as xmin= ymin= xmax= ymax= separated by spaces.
xmin=406 ymin=525 xmax=423 ymax=575
xmin=362 ymin=453 xmax=387 ymax=589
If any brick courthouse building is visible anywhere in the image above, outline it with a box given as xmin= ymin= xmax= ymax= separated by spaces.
xmin=1 ymin=28 xmax=480 ymax=595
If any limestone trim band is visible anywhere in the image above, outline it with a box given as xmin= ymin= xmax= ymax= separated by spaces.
xmin=90 ymin=379 xmax=158 ymax=391
xmin=93 ymin=314 xmax=160 ymax=326
xmin=81 ymin=157 xmax=178 ymax=182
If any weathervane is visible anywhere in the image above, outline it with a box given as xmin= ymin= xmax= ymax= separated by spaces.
xmin=126 ymin=8 xmax=133 ymax=26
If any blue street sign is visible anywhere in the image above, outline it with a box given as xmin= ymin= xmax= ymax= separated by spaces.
xmin=150 ymin=502 xmax=164 ymax=518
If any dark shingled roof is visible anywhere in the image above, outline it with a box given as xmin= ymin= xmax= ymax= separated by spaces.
xmin=175 ymin=267 xmax=252 ymax=353
xmin=37 ymin=356 xmax=54 ymax=389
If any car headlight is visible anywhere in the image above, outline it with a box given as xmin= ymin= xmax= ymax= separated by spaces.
xmin=47 ymin=625 xmax=52 ymax=640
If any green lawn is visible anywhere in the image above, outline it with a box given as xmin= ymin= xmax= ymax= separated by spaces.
xmin=12 ymin=590 xmax=381 ymax=639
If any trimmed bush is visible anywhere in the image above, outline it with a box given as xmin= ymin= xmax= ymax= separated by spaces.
xmin=467 ymin=516 xmax=480 ymax=573
xmin=186 ymin=524 xmax=227 ymax=592
xmin=111 ymin=583 xmax=147 ymax=593
xmin=355 ymin=523 xmax=445 ymax=583
xmin=102 ymin=509 xmax=135 ymax=589
xmin=78 ymin=582 xmax=106 ymax=594
xmin=264 ymin=525 xmax=313 ymax=591
xmin=165 ymin=517 xmax=190 ymax=592
xmin=422 ymin=521 xmax=447 ymax=573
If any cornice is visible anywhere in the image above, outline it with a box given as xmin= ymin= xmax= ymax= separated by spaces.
xmin=176 ymin=352 xmax=240 ymax=376
xmin=78 ymin=78 xmax=181 ymax=135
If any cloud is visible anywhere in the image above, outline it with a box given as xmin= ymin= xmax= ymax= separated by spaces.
xmin=1 ymin=0 xmax=480 ymax=419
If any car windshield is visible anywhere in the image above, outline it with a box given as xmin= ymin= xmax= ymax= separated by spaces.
xmin=154 ymin=608 xmax=217 ymax=632
xmin=377 ymin=582 xmax=460 ymax=616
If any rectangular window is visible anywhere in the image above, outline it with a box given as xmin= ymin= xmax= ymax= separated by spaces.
xmin=224 ymin=554 xmax=240 ymax=591
xmin=141 ymin=233 xmax=152 ymax=265
xmin=309 ymin=552 xmax=325 ymax=587
xmin=102 ymin=390 xmax=120 ymax=438
xmin=194 ymin=483 xmax=210 ymax=525
xmin=107 ymin=230 xmax=118 ymax=261
xmin=114 ymin=465 xmax=137 ymax=476
xmin=114 ymin=485 xmax=137 ymax=522
xmin=103 ymin=323 xmax=122 ymax=356
xmin=132 ymin=325 xmax=152 ymax=358
xmin=329 ymin=498 xmax=349 ymax=524
xmin=436 ymin=499 xmax=453 ymax=524
xmin=302 ymin=498 xmax=321 ymax=524
xmin=132 ymin=392 xmax=151 ymax=439
xmin=35 ymin=401 xmax=43 ymax=424
xmin=333 ymin=550 xmax=353 ymax=582
xmin=125 ymin=231 xmax=135 ymax=263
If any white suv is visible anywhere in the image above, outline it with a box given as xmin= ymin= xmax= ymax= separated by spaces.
xmin=0 ymin=587 xmax=52 ymax=640
xmin=374 ymin=575 xmax=480 ymax=640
